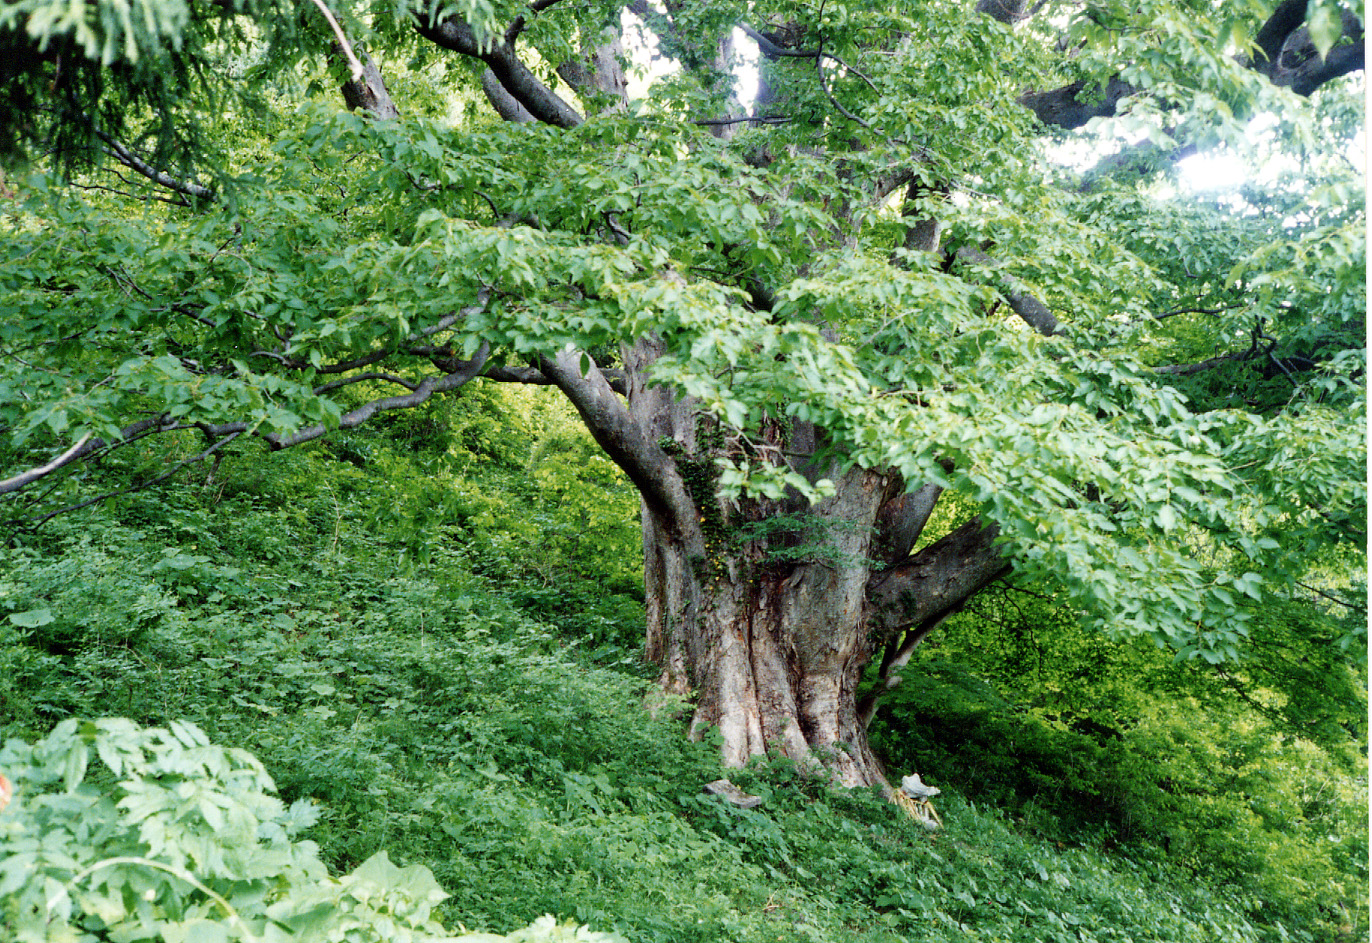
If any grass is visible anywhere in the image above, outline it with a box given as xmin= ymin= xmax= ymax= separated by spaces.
xmin=0 ymin=427 xmax=1364 ymax=942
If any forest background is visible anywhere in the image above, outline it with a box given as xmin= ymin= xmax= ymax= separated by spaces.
xmin=0 ymin=0 xmax=1367 ymax=939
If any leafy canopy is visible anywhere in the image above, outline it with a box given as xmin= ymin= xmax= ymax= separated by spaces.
xmin=0 ymin=0 xmax=1365 ymax=661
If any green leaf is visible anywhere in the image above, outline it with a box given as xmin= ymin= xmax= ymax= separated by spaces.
xmin=1306 ymin=0 xmax=1344 ymax=60
xmin=8 ymin=608 xmax=54 ymax=627
xmin=62 ymin=742 xmax=89 ymax=793
xmin=181 ymin=920 xmax=232 ymax=943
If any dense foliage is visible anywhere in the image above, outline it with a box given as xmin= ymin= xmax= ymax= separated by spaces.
xmin=1 ymin=401 xmax=1366 ymax=941
xmin=2 ymin=718 xmax=628 ymax=943
xmin=0 ymin=0 xmax=1365 ymax=937
xmin=1 ymin=0 xmax=1363 ymax=660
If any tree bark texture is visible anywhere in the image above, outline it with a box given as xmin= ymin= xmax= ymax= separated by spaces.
xmin=620 ymin=335 xmax=1008 ymax=787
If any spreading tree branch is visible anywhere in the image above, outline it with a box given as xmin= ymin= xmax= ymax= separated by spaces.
xmin=1253 ymin=1 xmax=1366 ymax=94
xmin=952 ymin=246 xmax=1060 ymax=336
xmin=267 ymin=345 xmax=492 ymax=449
xmin=737 ymin=22 xmax=821 ymax=58
xmin=480 ymin=69 xmax=535 ymax=123
xmin=93 ymin=129 xmax=215 ymax=204
xmin=1020 ymin=3 xmax=1363 ymax=131
xmin=871 ymin=482 xmax=945 ymax=567
xmin=415 ymin=14 xmax=583 ymax=127
xmin=536 ymin=347 xmax=697 ymax=537
xmin=0 ymin=294 xmax=496 ymax=502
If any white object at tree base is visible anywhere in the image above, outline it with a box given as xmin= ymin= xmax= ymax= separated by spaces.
xmin=703 ymin=779 xmax=763 ymax=809
xmin=900 ymin=773 xmax=940 ymax=799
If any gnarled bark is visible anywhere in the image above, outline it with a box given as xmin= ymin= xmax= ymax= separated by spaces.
xmin=618 ymin=324 xmax=1012 ymax=787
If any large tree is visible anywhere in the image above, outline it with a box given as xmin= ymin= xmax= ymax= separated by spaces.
xmin=0 ymin=0 xmax=1365 ymax=786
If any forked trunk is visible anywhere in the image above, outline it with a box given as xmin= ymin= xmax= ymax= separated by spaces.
xmin=625 ymin=340 xmax=1009 ymax=790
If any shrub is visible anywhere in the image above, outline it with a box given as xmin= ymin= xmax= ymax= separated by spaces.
xmin=0 ymin=718 xmax=623 ymax=943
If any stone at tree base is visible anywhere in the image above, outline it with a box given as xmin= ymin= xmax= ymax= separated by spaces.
xmin=703 ymin=778 xmax=763 ymax=809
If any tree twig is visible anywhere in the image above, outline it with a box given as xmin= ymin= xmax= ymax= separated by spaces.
xmin=18 ymin=431 xmax=244 ymax=530
xmin=304 ymin=0 xmax=364 ymax=81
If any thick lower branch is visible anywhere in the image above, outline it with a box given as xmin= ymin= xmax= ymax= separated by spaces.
xmin=18 ymin=432 xmax=244 ymax=530
xmin=1154 ymin=349 xmax=1256 ymax=376
xmin=0 ymin=434 xmax=94 ymax=495
xmin=866 ymin=518 xmax=1011 ymax=637
xmin=481 ymin=364 xmax=626 ymax=394
xmin=480 ymin=69 xmax=535 ymax=123
xmin=1018 ymin=77 xmax=1138 ymax=132
xmin=872 ymin=483 xmax=943 ymax=566
xmin=536 ymin=347 xmax=698 ymax=537
xmin=0 ymin=348 xmax=492 ymax=502
xmin=858 ymin=518 xmax=1010 ymax=726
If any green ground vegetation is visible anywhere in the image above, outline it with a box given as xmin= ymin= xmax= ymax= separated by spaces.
xmin=1 ymin=389 xmax=1366 ymax=942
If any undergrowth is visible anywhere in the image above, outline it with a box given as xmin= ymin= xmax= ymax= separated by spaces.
xmin=0 ymin=392 xmax=1365 ymax=942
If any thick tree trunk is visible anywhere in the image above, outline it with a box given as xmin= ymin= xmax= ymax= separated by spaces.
xmin=642 ymin=472 xmax=890 ymax=787
xmin=624 ymin=338 xmax=1010 ymax=789
xmin=671 ymin=476 xmax=890 ymax=779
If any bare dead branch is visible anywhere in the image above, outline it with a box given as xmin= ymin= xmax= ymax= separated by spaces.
xmin=94 ymin=132 xmax=215 ymax=203
xmin=0 ymin=434 xmax=93 ymax=496
xmin=305 ymin=0 xmax=364 ymax=81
